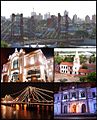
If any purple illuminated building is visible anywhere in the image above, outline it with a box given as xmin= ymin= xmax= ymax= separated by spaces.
xmin=54 ymin=84 xmax=97 ymax=115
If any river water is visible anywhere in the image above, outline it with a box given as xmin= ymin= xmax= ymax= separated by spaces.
xmin=1 ymin=105 xmax=53 ymax=119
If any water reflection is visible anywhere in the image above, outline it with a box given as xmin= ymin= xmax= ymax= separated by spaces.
xmin=1 ymin=105 xmax=53 ymax=119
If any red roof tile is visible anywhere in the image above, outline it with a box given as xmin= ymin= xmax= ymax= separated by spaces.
xmin=60 ymin=62 xmax=73 ymax=66
xmin=85 ymin=63 xmax=96 ymax=68
xmin=78 ymin=69 xmax=95 ymax=73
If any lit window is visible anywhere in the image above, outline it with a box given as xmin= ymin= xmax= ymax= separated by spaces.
xmin=11 ymin=72 xmax=19 ymax=82
xmin=92 ymin=92 xmax=96 ymax=98
xmin=57 ymin=96 xmax=59 ymax=100
xmin=13 ymin=59 xmax=18 ymax=69
xmin=72 ymin=92 xmax=76 ymax=99
xmin=81 ymin=91 xmax=85 ymax=97
xmin=30 ymin=57 xmax=34 ymax=64
xmin=64 ymin=94 xmax=67 ymax=99
xmin=94 ymin=103 xmax=97 ymax=111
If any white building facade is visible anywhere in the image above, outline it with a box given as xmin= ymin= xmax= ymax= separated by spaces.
xmin=1 ymin=49 xmax=53 ymax=82
xmin=54 ymin=86 xmax=97 ymax=115
xmin=60 ymin=51 xmax=81 ymax=75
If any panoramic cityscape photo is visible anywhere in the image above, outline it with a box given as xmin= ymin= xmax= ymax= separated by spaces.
xmin=1 ymin=1 xmax=96 ymax=48
xmin=1 ymin=1 xmax=96 ymax=120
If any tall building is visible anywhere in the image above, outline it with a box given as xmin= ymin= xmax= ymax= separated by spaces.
xmin=1 ymin=49 xmax=53 ymax=82
xmin=85 ymin=15 xmax=90 ymax=23
xmin=44 ymin=12 xmax=51 ymax=20
xmin=72 ymin=14 xmax=77 ymax=24
xmin=92 ymin=14 xmax=96 ymax=23
xmin=36 ymin=13 xmax=43 ymax=21
xmin=64 ymin=10 xmax=68 ymax=16
xmin=54 ymin=84 xmax=97 ymax=115
xmin=31 ymin=9 xmax=36 ymax=17
xmin=31 ymin=12 xmax=43 ymax=21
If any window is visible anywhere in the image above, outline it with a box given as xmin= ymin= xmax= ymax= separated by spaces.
xmin=30 ymin=57 xmax=34 ymax=64
xmin=34 ymin=54 xmax=38 ymax=63
xmin=57 ymin=96 xmax=59 ymax=100
xmin=27 ymin=69 xmax=40 ymax=78
xmin=11 ymin=72 xmax=19 ymax=82
xmin=61 ymin=66 xmax=63 ymax=68
xmin=70 ymin=71 xmax=72 ymax=74
xmin=70 ymin=67 xmax=72 ymax=69
xmin=64 ymin=66 xmax=65 ymax=69
xmin=92 ymin=92 xmax=96 ymax=98
xmin=66 ymin=66 xmax=67 ymax=69
xmin=94 ymin=103 xmax=97 ymax=111
xmin=64 ymin=106 xmax=67 ymax=113
xmin=72 ymin=92 xmax=76 ymax=99
xmin=64 ymin=94 xmax=67 ymax=99
xmin=13 ymin=59 xmax=18 ymax=68
xmin=81 ymin=91 xmax=85 ymax=97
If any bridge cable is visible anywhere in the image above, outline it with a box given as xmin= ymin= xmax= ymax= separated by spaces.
xmin=36 ymin=89 xmax=53 ymax=99
xmin=35 ymin=90 xmax=48 ymax=102
xmin=36 ymin=87 xmax=53 ymax=93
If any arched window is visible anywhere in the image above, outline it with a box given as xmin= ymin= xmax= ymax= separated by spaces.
xmin=81 ymin=104 xmax=86 ymax=113
xmin=81 ymin=91 xmax=85 ymax=98
xmin=13 ymin=59 xmax=18 ymax=68
xmin=64 ymin=94 xmax=67 ymax=99
xmin=11 ymin=72 xmax=19 ymax=82
xmin=72 ymin=105 xmax=76 ymax=113
xmin=64 ymin=106 xmax=67 ymax=113
xmin=72 ymin=92 xmax=76 ymax=99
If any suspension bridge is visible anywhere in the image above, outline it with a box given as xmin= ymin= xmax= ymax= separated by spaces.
xmin=1 ymin=13 xmax=87 ymax=47
xmin=1 ymin=86 xmax=54 ymax=110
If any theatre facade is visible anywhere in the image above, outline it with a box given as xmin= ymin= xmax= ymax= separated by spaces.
xmin=1 ymin=48 xmax=53 ymax=82
xmin=54 ymin=84 xmax=97 ymax=115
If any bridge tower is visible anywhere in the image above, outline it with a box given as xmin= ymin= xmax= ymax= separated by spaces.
xmin=65 ymin=14 xmax=69 ymax=40
xmin=11 ymin=13 xmax=23 ymax=43
xmin=57 ymin=13 xmax=61 ymax=38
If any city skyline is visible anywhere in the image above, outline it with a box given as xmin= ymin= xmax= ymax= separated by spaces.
xmin=1 ymin=1 xmax=96 ymax=19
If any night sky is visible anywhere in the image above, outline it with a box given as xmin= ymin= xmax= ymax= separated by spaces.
xmin=1 ymin=83 xmax=54 ymax=98
xmin=1 ymin=82 xmax=96 ymax=98
xmin=1 ymin=48 xmax=54 ymax=69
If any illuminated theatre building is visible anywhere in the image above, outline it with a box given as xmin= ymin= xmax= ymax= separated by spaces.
xmin=54 ymin=85 xmax=97 ymax=115
xmin=1 ymin=49 xmax=53 ymax=82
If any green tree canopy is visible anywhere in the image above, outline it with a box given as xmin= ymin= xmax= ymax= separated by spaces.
xmin=79 ymin=55 xmax=87 ymax=64
xmin=64 ymin=56 xmax=73 ymax=62
xmin=54 ymin=55 xmax=63 ymax=64
xmin=1 ymin=40 xmax=9 ymax=48
xmin=80 ymin=72 xmax=96 ymax=82
xmin=75 ymin=30 xmax=89 ymax=38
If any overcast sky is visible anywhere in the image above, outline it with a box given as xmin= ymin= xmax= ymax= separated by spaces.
xmin=1 ymin=1 xmax=96 ymax=19
xmin=54 ymin=48 xmax=96 ymax=52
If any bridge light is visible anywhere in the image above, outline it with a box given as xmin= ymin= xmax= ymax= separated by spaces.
xmin=16 ymin=104 xmax=19 ymax=110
